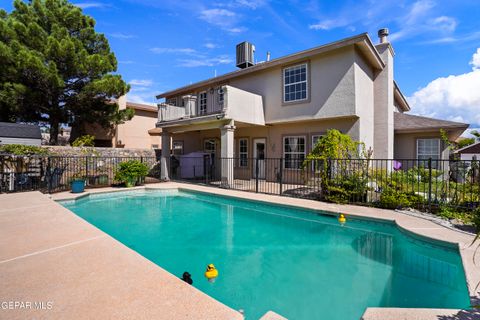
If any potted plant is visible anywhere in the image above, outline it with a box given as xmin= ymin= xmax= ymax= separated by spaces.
xmin=70 ymin=173 xmax=86 ymax=193
xmin=114 ymin=160 xmax=149 ymax=188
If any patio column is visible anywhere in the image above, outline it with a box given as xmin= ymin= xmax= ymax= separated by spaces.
xmin=220 ymin=123 xmax=235 ymax=188
xmin=182 ymin=95 xmax=197 ymax=118
xmin=160 ymin=131 xmax=171 ymax=181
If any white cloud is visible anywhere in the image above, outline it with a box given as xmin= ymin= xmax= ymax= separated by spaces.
xmin=408 ymin=48 xmax=480 ymax=128
xmin=129 ymin=79 xmax=153 ymax=87
xmin=127 ymin=93 xmax=156 ymax=106
xmin=309 ymin=19 xmax=348 ymax=31
xmin=389 ymin=0 xmax=457 ymax=43
xmin=199 ymin=8 xmax=246 ymax=33
xmin=471 ymin=48 xmax=480 ymax=69
xmin=108 ymin=32 xmax=135 ymax=39
xmin=150 ymin=47 xmax=196 ymax=54
xmin=177 ymin=55 xmax=233 ymax=67
xmin=200 ymin=8 xmax=235 ymax=23
xmin=234 ymin=0 xmax=266 ymax=10
xmin=204 ymin=43 xmax=218 ymax=49
xmin=428 ymin=16 xmax=457 ymax=33
xmin=227 ymin=27 xmax=247 ymax=33
xmin=75 ymin=2 xmax=109 ymax=9
xmin=127 ymin=79 xmax=156 ymax=105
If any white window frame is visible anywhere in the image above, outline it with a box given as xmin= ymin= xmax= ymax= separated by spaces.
xmin=283 ymin=63 xmax=308 ymax=103
xmin=283 ymin=135 xmax=306 ymax=170
xmin=199 ymin=91 xmax=207 ymax=115
xmin=166 ymin=97 xmax=177 ymax=106
xmin=204 ymin=138 xmax=216 ymax=154
xmin=218 ymin=87 xmax=224 ymax=104
xmin=416 ymin=138 xmax=441 ymax=168
xmin=238 ymin=138 xmax=248 ymax=167
xmin=172 ymin=141 xmax=183 ymax=155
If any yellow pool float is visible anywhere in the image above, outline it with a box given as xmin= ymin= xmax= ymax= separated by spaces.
xmin=205 ymin=264 xmax=218 ymax=281
xmin=338 ymin=214 xmax=346 ymax=225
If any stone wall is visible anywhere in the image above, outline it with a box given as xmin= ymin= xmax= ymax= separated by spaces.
xmin=43 ymin=146 xmax=157 ymax=158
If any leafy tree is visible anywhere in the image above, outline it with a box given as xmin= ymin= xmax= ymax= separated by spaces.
xmin=0 ymin=0 xmax=133 ymax=144
xmin=302 ymin=129 xmax=371 ymax=203
xmin=457 ymin=137 xmax=476 ymax=149
xmin=306 ymin=129 xmax=367 ymax=161
xmin=71 ymin=134 xmax=95 ymax=147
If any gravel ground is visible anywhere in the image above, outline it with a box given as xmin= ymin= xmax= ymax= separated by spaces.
xmin=395 ymin=208 xmax=477 ymax=236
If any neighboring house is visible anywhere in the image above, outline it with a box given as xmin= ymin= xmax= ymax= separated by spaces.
xmin=0 ymin=122 xmax=42 ymax=146
xmin=155 ymin=29 xmax=468 ymax=182
xmin=455 ymin=141 xmax=480 ymax=161
xmin=86 ymin=96 xmax=161 ymax=149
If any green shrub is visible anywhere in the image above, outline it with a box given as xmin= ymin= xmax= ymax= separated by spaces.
xmin=71 ymin=135 xmax=95 ymax=147
xmin=438 ymin=206 xmax=472 ymax=224
xmin=114 ymin=160 xmax=149 ymax=187
xmin=325 ymin=174 xmax=368 ymax=204
xmin=472 ymin=207 xmax=480 ymax=232
xmin=0 ymin=144 xmax=49 ymax=155
xmin=378 ymin=187 xmax=424 ymax=209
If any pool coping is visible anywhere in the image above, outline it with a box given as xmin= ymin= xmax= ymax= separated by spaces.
xmin=20 ymin=183 xmax=480 ymax=319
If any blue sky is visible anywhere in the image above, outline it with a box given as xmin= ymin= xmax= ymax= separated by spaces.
xmin=2 ymin=0 xmax=480 ymax=131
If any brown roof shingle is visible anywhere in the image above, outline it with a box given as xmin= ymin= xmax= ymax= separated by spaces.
xmin=394 ymin=112 xmax=469 ymax=132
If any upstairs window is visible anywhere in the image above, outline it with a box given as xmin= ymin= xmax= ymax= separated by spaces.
xmin=218 ymin=88 xmax=224 ymax=104
xmin=199 ymin=92 xmax=207 ymax=114
xmin=283 ymin=63 xmax=307 ymax=103
xmin=166 ymin=97 xmax=177 ymax=106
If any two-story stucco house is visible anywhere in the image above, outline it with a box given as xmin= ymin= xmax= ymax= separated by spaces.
xmin=155 ymin=29 xmax=468 ymax=184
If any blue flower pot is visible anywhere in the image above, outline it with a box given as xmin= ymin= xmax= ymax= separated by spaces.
xmin=71 ymin=180 xmax=85 ymax=193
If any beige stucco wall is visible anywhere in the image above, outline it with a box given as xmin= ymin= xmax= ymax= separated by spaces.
xmin=86 ymin=108 xmax=159 ymax=149
xmin=373 ymin=43 xmax=395 ymax=159
xmin=224 ymin=86 xmax=265 ymax=125
xmin=117 ymin=109 xmax=160 ymax=149
xmin=394 ymin=132 xmax=449 ymax=160
xmin=354 ymin=49 xmax=375 ymax=151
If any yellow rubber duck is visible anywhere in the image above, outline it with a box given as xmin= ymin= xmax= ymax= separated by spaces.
xmin=204 ymin=264 xmax=218 ymax=282
xmin=338 ymin=214 xmax=346 ymax=225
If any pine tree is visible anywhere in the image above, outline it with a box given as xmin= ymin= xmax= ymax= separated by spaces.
xmin=0 ymin=0 xmax=133 ymax=144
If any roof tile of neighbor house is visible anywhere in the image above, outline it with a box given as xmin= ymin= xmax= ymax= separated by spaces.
xmin=127 ymin=101 xmax=157 ymax=112
xmin=157 ymin=33 xmax=385 ymax=99
xmin=394 ymin=113 xmax=469 ymax=132
xmin=455 ymin=141 xmax=480 ymax=154
xmin=0 ymin=122 xmax=41 ymax=139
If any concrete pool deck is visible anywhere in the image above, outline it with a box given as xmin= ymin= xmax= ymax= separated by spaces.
xmin=1 ymin=182 xmax=479 ymax=319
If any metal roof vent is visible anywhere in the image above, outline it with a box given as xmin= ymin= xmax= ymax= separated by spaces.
xmin=378 ymin=28 xmax=389 ymax=44
xmin=236 ymin=41 xmax=255 ymax=69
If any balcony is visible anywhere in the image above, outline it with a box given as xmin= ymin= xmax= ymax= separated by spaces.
xmin=157 ymin=85 xmax=265 ymax=127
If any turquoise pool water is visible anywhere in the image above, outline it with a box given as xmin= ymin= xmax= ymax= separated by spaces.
xmin=61 ymin=190 xmax=471 ymax=320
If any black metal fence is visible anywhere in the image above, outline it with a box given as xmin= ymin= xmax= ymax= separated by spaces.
xmin=170 ymin=156 xmax=480 ymax=212
xmin=0 ymin=155 xmax=160 ymax=194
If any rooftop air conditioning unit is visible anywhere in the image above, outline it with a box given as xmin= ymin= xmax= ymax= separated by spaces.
xmin=236 ymin=41 xmax=255 ymax=69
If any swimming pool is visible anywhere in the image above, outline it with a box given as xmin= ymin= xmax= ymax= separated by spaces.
xmin=61 ymin=189 xmax=470 ymax=320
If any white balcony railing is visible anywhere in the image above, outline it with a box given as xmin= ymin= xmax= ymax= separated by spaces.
xmin=157 ymin=85 xmax=265 ymax=126
xmin=157 ymin=103 xmax=186 ymax=122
